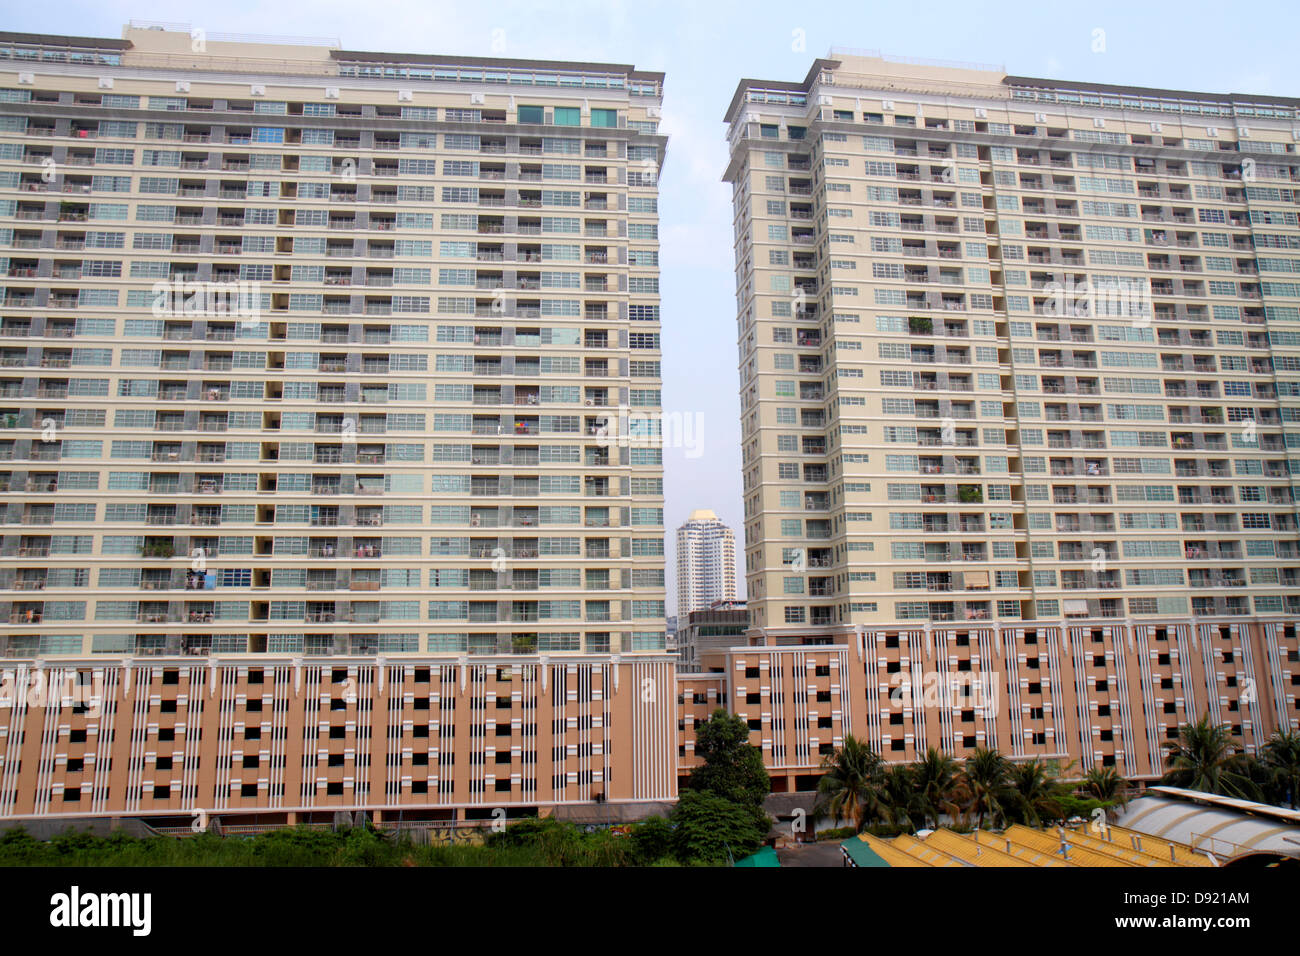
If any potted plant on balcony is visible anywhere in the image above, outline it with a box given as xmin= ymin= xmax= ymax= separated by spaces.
xmin=908 ymin=316 xmax=933 ymax=335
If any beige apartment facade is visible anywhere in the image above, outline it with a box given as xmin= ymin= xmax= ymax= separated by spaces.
xmin=0 ymin=25 xmax=667 ymax=662
xmin=0 ymin=25 xmax=677 ymax=822
xmin=679 ymin=620 xmax=1299 ymax=793
xmin=0 ymin=655 xmax=679 ymax=821
xmin=710 ymin=54 xmax=1300 ymax=788
xmin=726 ymin=53 xmax=1300 ymax=648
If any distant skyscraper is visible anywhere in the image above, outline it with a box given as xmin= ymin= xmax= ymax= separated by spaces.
xmin=676 ymin=509 xmax=737 ymax=616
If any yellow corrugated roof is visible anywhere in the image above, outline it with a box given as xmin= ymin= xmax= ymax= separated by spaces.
xmin=852 ymin=824 xmax=1212 ymax=868
xmin=921 ymin=828 xmax=1040 ymax=867
xmin=960 ymin=828 xmax=1070 ymax=867
xmin=1068 ymin=821 xmax=1209 ymax=866
xmin=1002 ymin=825 xmax=1136 ymax=867
xmin=1100 ymin=823 xmax=1216 ymax=867
xmin=851 ymin=832 xmax=937 ymax=867
xmin=1058 ymin=825 xmax=1168 ymax=866
xmin=886 ymin=832 xmax=967 ymax=867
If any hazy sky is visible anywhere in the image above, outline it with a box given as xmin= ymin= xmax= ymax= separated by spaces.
xmin=12 ymin=0 xmax=1300 ymax=609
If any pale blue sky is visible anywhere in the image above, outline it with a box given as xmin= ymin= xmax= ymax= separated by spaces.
xmin=12 ymin=0 xmax=1300 ymax=608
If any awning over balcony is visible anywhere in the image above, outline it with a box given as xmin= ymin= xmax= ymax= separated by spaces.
xmin=963 ymin=571 xmax=989 ymax=589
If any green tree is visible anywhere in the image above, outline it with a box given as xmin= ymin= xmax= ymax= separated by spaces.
xmin=1161 ymin=715 xmax=1262 ymax=800
xmin=877 ymin=763 xmax=923 ymax=833
xmin=629 ymin=816 xmax=675 ymax=865
xmin=914 ymin=747 xmax=966 ymax=829
xmin=670 ymin=790 xmax=768 ymax=864
xmin=1007 ymin=758 xmax=1064 ymax=827
xmin=685 ymin=708 xmax=770 ymax=808
xmin=1082 ymin=766 xmax=1131 ymax=808
xmin=813 ymin=734 xmax=884 ymax=832
xmin=1261 ymin=730 xmax=1300 ymax=809
xmin=338 ymin=824 xmax=392 ymax=866
xmin=962 ymin=747 xmax=1014 ymax=829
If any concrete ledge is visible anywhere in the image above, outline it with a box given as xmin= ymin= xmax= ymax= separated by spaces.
xmin=0 ymin=816 xmax=160 ymax=839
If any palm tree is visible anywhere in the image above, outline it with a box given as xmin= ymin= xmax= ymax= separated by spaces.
xmin=877 ymin=763 xmax=923 ymax=833
xmin=914 ymin=747 xmax=965 ymax=829
xmin=1161 ymin=715 xmax=1262 ymax=800
xmin=813 ymin=735 xmax=883 ymax=833
xmin=1261 ymin=730 xmax=1300 ymax=809
xmin=1083 ymin=766 xmax=1131 ymax=809
xmin=1008 ymin=758 xmax=1064 ymax=827
xmin=963 ymin=747 xmax=1013 ymax=829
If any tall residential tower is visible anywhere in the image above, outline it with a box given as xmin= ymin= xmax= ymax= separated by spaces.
xmin=0 ymin=24 xmax=675 ymax=822
xmin=716 ymin=53 xmax=1299 ymax=780
xmin=727 ymin=52 xmax=1300 ymax=638
xmin=674 ymin=508 xmax=737 ymax=615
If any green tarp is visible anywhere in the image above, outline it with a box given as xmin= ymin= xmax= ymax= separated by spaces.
xmin=734 ymin=845 xmax=781 ymax=867
xmin=840 ymin=836 xmax=892 ymax=867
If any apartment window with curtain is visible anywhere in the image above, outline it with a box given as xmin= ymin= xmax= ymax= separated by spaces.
xmin=553 ymin=107 xmax=580 ymax=126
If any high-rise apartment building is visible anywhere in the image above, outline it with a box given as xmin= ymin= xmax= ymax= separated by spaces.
xmin=675 ymin=508 xmax=736 ymax=615
xmin=728 ymin=52 xmax=1300 ymax=639
xmin=714 ymin=53 xmax=1300 ymax=783
xmin=0 ymin=25 xmax=677 ymax=822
